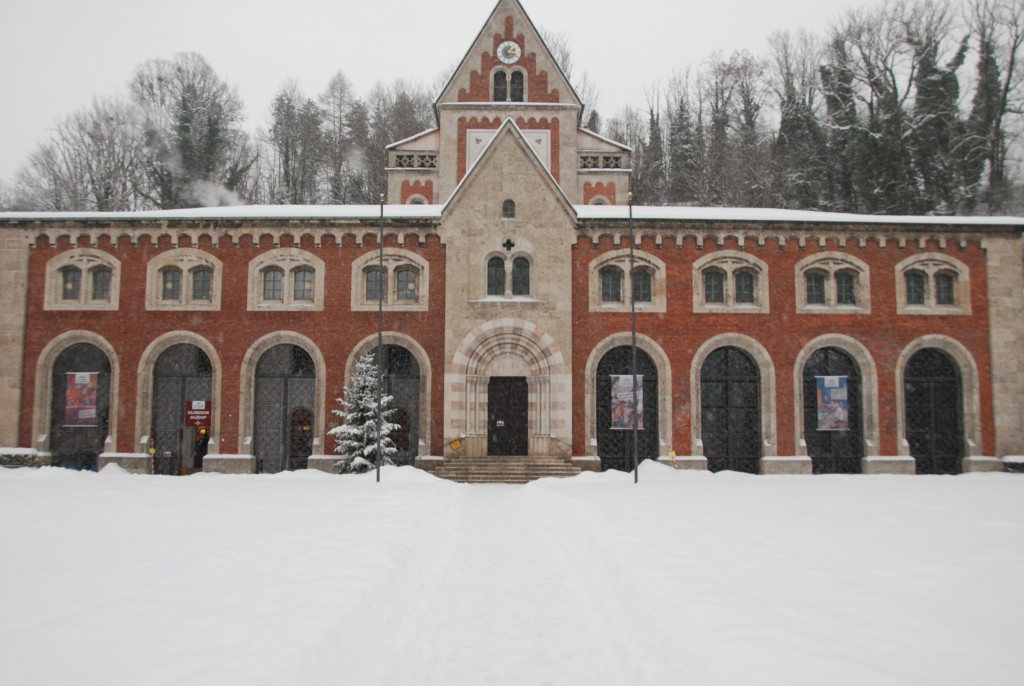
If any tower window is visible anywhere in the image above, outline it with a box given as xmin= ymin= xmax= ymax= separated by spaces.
xmin=502 ymin=199 xmax=516 ymax=219
xmin=510 ymin=71 xmax=524 ymax=102
xmin=493 ymin=71 xmax=508 ymax=102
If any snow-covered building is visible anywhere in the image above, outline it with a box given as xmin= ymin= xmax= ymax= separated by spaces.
xmin=1 ymin=0 xmax=1022 ymax=477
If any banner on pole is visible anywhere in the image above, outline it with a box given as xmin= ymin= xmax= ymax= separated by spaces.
xmin=610 ymin=375 xmax=644 ymax=430
xmin=815 ymin=376 xmax=849 ymax=431
xmin=64 ymin=372 xmax=98 ymax=426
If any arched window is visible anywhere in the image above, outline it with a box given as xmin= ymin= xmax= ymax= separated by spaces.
xmin=90 ymin=267 xmax=112 ymax=302
xmin=512 ymin=257 xmax=530 ymax=296
xmin=704 ymin=269 xmax=725 ymax=304
xmin=905 ymin=270 xmax=927 ymax=305
xmin=805 ymin=271 xmax=827 ymax=305
xmin=935 ymin=271 xmax=956 ymax=305
xmin=487 ymin=257 xmax=505 ymax=296
xmin=61 ymin=267 xmax=82 ymax=301
xmin=510 ymin=71 xmax=525 ymax=102
xmin=734 ymin=270 xmax=756 ymax=304
xmin=632 ymin=268 xmax=652 ymax=303
xmin=600 ymin=266 xmax=623 ymax=303
xmin=836 ymin=270 xmax=857 ymax=305
xmin=263 ymin=268 xmax=284 ymax=301
xmin=191 ymin=267 xmax=212 ymax=302
xmin=397 ymin=268 xmax=418 ymax=302
xmin=161 ymin=267 xmax=182 ymax=301
xmin=502 ymin=199 xmax=516 ymax=219
xmin=293 ymin=267 xmax=314 ymax=301
xmin=365 ymin=268 xmax=386 ymax=301
xmin=493 ymin=71 xmax=508 ymax=101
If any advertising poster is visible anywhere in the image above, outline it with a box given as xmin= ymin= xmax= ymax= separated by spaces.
xmin=610 ymin=375 xmax=644 ymax=430
xmin=816 ymin=375 xmax=849 ymax=431
xmin=65 ymin=372 xmax=98 ymax=426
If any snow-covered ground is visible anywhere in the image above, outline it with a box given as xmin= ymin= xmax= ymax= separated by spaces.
xmin=2 ymin=462 xmax=1023 ymax=685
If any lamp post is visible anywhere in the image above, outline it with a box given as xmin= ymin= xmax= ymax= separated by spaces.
xmin=376 ymin=193 xmax=384 ymax=483
xmin=628 ymin=192 xmax=638 ymax=484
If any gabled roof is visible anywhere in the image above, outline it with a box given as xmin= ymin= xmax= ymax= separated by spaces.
xmin=434 ymin=0 xmax=582 ymax=123
xmin=442 ymin=117 xmax=577 ymax=223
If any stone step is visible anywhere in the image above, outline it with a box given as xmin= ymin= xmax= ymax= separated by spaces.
xmin=426 ymin=456 xmax=582 ymax=484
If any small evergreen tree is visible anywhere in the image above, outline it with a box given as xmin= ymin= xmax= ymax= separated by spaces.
xmin=329 ymin=352 xmax=399 ymax=473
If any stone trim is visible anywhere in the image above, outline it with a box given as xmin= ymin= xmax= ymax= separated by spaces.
xmin=588 ymin=248 xmax=666 ymax=313
xmin=32 ymin=331 xmax=119 ymax=456
xmin=44 ymin=248 xmax=121 ymax=311
xmin=794 ymin=251 xmax=871 ymax=314
xmin=246 ymin=247 xmax=325 ymax=312
xmin=692 ymin=250 xmax=770 ymax=314
xmin=350 ymin=248 xmax=430 ymax=312
xmin=690 ymin=333 xmax=778 ymax=457
xmin=894 ymin=252 xmax=971 ymax=315
xmin=145 ymin=248 xmax=222 ymax=311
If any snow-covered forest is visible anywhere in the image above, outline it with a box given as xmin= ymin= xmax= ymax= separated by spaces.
xmin=1 ymin=0 xmax=1021 ymax=215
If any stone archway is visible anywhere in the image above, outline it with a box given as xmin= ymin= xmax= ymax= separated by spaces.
xmin=447 ymin=318 xmax=568 ymax=458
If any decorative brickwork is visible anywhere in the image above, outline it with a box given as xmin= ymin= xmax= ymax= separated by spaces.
xmin=401 ymin=180 xmax=434 ymax=204
xmin=583 ymin=182 xmax=616 ymax=205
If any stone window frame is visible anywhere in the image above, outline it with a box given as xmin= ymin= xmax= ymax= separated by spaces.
xmin=247 ymin=248 xmax=324 ymax=312
xmin=599 ymin=265 xmax=623 ymax=303
xmin=693 ymin=250 xmax=770 ymax=314
xmin=145 ymin=248 xmax=222 ymax=311
xmin=895 ymin=253 xmax=971 ymax=315
xmin=350 ymin=248 xmax=429 ymax=312
xmin=45 ymin=249 xmax=121 ymax=311
xmin=589 ymin=249 xmax=666 ymax=313
xmin=794 ymin=251 xmax=870 ymax=315
xmin=482 ymin=252 xmax=536 ymax=300
xmin=492 ymin=67 xmax=527 ymax=102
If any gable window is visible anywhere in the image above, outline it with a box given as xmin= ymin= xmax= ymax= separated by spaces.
xmin=293 ymin=267 xmax=314 ymax=302
xmin=502 ymin=199 xmax=516 ymax=219
xmin=61 ymin=267 xmax=82 ymax=301
xmin=794 ymin=252 xmax=869 ymax=314
xmin=263 ymin=268 xmax=284 ymax=301
xmin=493 ymin=71 xmax=508 ymax=102
xmin=600 ymin=266 xmax=623 ymax=303
xmin=895 ymin=253 xmax=970 ymax=315
xmin=46 ymin=249 xmax=121 ymax=311
xmin=161 ymin=268 xmax=182 ymax=301
xmin=487 ymin=257 xmax=506 ymax=296
xmin=512 ymin=257 xmax=530 ymax=296
xmin=510 ymin=71 xmax=525 ymax=102
xmin=90 ymin=267 xmax=112 ymax=302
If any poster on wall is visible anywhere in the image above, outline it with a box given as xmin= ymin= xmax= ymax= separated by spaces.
xmin=64 ymin=372 xmax=98 ymax=426
xmin=815 ymin=376 xmax=849 ymax=431
xmin=610 ymin=375 xmax=644 ymax=430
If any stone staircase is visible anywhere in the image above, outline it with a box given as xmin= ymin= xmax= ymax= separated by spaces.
xmin=425 ymin=456 xmax=582 ymax=484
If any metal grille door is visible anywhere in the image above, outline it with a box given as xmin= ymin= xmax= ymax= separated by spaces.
xmin=596 ymin=346 xmax=658 ymax=472
xmin=905 ymin=348 xmax=963 ymax=474
xmin=152 ymin=344 xmax=212 ymax=475
xmin=802 ymin=347 xmax=862 ymax=474
xmin=254 ymin=345 xmax=315 ymax=473
xmin=701 ymin=347 xmax=761 ymax=474
xmin=382 ymin=345 xmax=420 ymax=465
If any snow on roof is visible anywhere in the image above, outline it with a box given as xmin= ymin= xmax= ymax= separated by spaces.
xmin=0 ymin=204 xmax=444 ymax=222
xmin=576 ymin=204 xmax=1024 ymax=227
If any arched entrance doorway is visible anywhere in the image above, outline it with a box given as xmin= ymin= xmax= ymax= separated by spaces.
xmin=596 ymin=346 xmax=658 ymax=471
xmin=381 ymin=345 xmax=421 ymax=465
xmin=151 ymin=344 xmax=212 ymax=475
xmin=904 ymin=348 xmax=963 ymax=474
xmin=701 ymin=346 xmax=761 ymax=474
xmin=802 ymin=347 xmax=863 ymax=474
xmin=49 ymin=343 xmax=111 ymax=470
xmin=254 ymin=344 xmax=315 ymax=473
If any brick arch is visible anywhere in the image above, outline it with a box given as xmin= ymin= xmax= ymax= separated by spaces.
xmin=32 ymin=330 xmax=120 ymax=455
xmin=584 ymin=182 xmax=616 ymax=205
xmin=238 ymin=331 xmax=328 ymax=456
xmin=401 ymin=180 xmax=433 ymax=204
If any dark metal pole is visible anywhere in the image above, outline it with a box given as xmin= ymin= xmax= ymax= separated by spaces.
xmin=628 ymin=192 xmax=638 ymax=484
xmin=376 ymin=193 xmax=384 ymax=483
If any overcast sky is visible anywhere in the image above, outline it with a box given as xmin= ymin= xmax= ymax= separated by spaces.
xmin=0 ymin=0 xmax=849 ymax=182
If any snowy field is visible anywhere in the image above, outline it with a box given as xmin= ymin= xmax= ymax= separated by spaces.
xmin=2 ymin=463 xmax=1023 ymax=686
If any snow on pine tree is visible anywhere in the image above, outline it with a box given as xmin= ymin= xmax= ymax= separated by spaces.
xmin=329 ymin=351 xmax=399 ymax=473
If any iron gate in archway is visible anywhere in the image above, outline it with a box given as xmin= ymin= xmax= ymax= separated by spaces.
xmin=49 ymin=343 xmax=111 ymax=470
xmin=701 ymin=347 xmax=761 ymax=474
xmin=596 ymin=346 xmax=658 ymax=472
xmin=904 ymin=348 xmax=963 ymax=474
xmin=802 ymin=347 xmax=863 ymax=474
xmin=380 ymin=345 xmax=421 ymax=465
xmin=254 ymin=345 xmax=315 ymax=473
xmin=152 ymin=344 xmax=212 ymax=475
